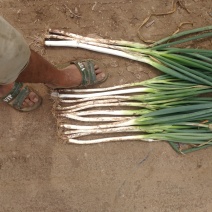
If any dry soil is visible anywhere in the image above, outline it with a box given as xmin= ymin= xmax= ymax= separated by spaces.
xmin=0 ymin=0 xmax=212 ymax=211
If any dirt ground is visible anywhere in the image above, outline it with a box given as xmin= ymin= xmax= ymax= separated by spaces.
xmin=0 ymin=0 xmax=212 ymax=211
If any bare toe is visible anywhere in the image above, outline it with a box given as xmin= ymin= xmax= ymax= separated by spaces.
xmin=96 ymin=72 xmax=106 ymax=81
xmin=24 ymin=98 xmax=34 ymax=106
xmin=28 ymin=92 xmax=39 ymax=103
xmin=94 ymin=69 xmax=102 ymax=74
xmin=94 ymin=65 xmax=99 ymax=70
xmin=22 ymin=91 xmax=39 ymax=108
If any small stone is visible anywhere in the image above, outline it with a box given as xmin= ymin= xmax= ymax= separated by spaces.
xmin=74 ymin=7 xmax=78 ymax=14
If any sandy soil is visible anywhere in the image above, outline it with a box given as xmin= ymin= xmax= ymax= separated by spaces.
xmin=0 ymin=0 xmax=212 ymax=211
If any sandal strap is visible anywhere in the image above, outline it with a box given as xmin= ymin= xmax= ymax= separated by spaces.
xmin=2 ymin=82 xmax=23 ymax=103
xmin=74 ymin=60 xmax=97 ymax=86
xmin=88 ymin=60 xmax=97 ymax=84
xmin=12 ymin=86 xmax=30 ymax=110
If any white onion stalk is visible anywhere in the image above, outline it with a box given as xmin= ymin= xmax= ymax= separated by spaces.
xmin=56 ymin=99 xmax=127 ymax=111
xmin=68 ymin=136 xmax=156 ymax=144
xmin=58 ymin=83 xmax=143 ymax=93
xmin=46 ymin=34 xmax=130 ymax=52
xmin=45 ymin=40 xmax=147 ymax=63
xmin=60 ymin=113 xmax=132 ymax=122
xmin=48 ymin=29 xmax=147 ymax=48
xmin=57 ymin=95 xmax=130 ymax=103
xmin=61 ymin=119 xmax=135 ymax=130
xmin=74 ymin=109 xmax=150 ymax=116
xmin=64 ymin=102 xmax=154 ymax=113
xmin=64 ymin=124 xmax=168 ymax=138
xmin=51 ymin=87 xmax=152 ymax=99
xmin=64 ymin=126 xmax=141 ymax=137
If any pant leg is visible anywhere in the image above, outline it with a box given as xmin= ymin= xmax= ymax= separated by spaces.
xmin=0 ymin=16 xmax=30 ymax=85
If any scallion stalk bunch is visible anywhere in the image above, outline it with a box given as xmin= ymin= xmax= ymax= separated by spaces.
xmin=53 ymin=76 xmax=212 ymax=154
xmin=45 ymin=26 xmax=212 ymax=85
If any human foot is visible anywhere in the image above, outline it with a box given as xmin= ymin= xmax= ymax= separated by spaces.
xmin=0 ymin=82 xmax=42 ymax=111
xmin=46 ymin=60 xmax=108 ymax=89
xmin=17 ymin=50 xmax=108 ymax=89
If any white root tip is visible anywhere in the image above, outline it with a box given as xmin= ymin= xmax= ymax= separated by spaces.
xmin=51 ymin=91 xmax=59 ymax=98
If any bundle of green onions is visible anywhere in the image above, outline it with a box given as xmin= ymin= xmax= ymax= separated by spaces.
xmin=45 ymin=26 xmax=212 ymax=85
xmin=46 ymin=26 xmax=212 ymax=154
xmin=52 ymin=74 xmax=212 ymax=154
